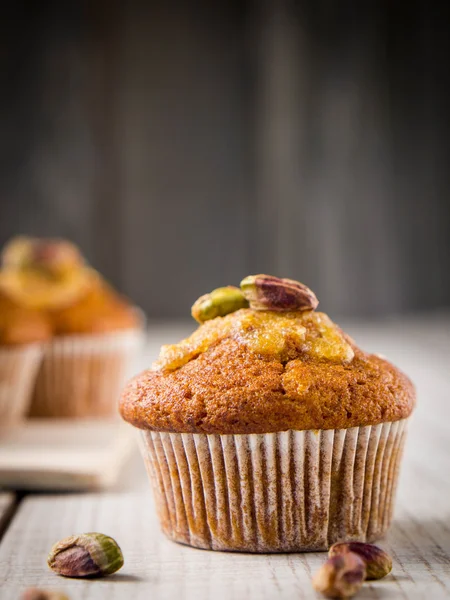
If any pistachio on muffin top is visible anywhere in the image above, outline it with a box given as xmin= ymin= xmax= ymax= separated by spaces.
xmin=120 ymin=275 xmax=415 ymax=434
xmin=0 ymin=236 xmax=93 ymax=310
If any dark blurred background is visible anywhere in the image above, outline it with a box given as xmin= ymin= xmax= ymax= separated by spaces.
xmin=1 ymin=1 xmax=449 ymax=318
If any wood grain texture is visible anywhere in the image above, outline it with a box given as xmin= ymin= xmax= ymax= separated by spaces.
xmin=0 ymin=420 xmax=136 ymax=491
xmin=0 ymin=314 xmax=449 ymax=598
xmin=0 ymin=485 xmax=449 ymax=600
xmin=3 ymin=2 xmax=450 ymax=319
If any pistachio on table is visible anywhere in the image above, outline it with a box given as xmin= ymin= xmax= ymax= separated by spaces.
xmin=47 ymin=532 xmax=124 ymax=578
xmin=312 ymin=552 xmax=366 ymax=599
xmin=240 ymin=274 xmax=319 ymax=312
xmin=329 ymin=541 xmax=392 ymax=580
xmin=21 ymin=590 xmax=70 ymax=600
xmin=191 ymin=286 xmax=249 ymax=323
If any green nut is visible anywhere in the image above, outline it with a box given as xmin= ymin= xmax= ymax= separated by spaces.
xmin=329 ymin=542 xmax=393 ymax=580
xmin=191 ymin=286 xmax=249 ymax=323
xmin=240 ymin=274 xmax=319 ymax=312
xmin=47 ymin=532 xmax=124 ymax=578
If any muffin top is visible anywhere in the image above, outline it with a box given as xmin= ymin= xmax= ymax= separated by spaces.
xmin=0 ymin=236 xmax=140 ymax=336
xmin=120 ymin=275 xmax=415 ymax=434
xmin=0 ymin=292 xmax=52 ymax=346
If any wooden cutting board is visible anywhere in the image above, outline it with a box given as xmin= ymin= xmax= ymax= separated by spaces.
xmin=0 ymin=419 xmax=136 ymax=491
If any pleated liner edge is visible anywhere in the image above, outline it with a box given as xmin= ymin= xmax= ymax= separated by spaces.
xmin=30 ymin=327 xmax=144 ymax=418
xmin=0 ymin=344 xmax=43 ymax=424
xmin=140 ymin=419 xmax=408 ymax=552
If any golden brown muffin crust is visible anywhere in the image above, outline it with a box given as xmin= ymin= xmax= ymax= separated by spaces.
xmin=49 ymin=280 xmax=140 ymax=335
xmin=120 ymin=313 xmax=415 ymax=433
xmin=0 ymin=293 xmax=51 ymax=345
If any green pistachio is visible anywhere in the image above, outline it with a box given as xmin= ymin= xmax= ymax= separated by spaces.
xmin=329 ymin=542 xmax=393 ymax=580
xmin=47 ymin=532 xmax=124 ymax=578
xmin=191 ymin=286 xmax=249 ymax=323
xmin=240 ymin=274 xmax=319 ymax=312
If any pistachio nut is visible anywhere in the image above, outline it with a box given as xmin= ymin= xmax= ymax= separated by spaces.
xmin=0 ymin=236 xmax=92 ymax=310
xmin=47 ymin=532 xmax=124 ymax=578
xmin=329 ymin=542 xmax=392 ymax=580
xmin=312 ymin=552 xmax=366 ymax=598
xmin=240 ymin=274 xmax=318 ymax=312
xmin=191 ymin=286 xmax=249 ymax=323
xmin=21 ymin=590 xmax=70 ymax=600
xmin=2 ymin=236 xmax=84 ymax=277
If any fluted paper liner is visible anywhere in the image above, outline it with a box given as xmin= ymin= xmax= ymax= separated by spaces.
xmin=30 ymin=327 xmax=144 ymax=418
xmin=0 ymin=344 xmax=43 ymax=425
xmin=140 ymin=419 xmax=408 ymax=552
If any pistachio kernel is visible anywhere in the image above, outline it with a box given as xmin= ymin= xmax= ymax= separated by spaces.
xmin=312 ymin=552 xmax=366 ymax=598
xmin=47 ymin=532 xmax=124 ymax=578
xmin=191 ymin=286 xmax=249 ymax=323
xmin=329 ymin=542 xmax=392 ymax=580
xmin=240 ymin=274 xmax=319 ymax=312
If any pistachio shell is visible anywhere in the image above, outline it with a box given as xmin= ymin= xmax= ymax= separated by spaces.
xmin=329 ymin=542 xmax=393 ymax=580
xmin=312 ymin=552 xmax=366 ymax=598
xmin=47 ymin=532 xmax=124 ymax=578
xmin=240 ymin=274 xmax=318 ymax=312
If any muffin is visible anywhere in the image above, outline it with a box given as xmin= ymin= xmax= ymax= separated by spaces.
xmin=0 ymin=236 xmax=144 ymax=418
xmin=120 ymin=275 xmax=415 ymax=553
xmin=0 ymin=292 xmax=51 ymax=424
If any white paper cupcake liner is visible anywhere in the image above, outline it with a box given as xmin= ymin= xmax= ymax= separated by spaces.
xmin=140 ymin=418 xmax=408 ymax=552
xmin=0 ymin=344 xmax=43 ymax=425
xmin=30 ymin=327 xmax=145 ymax=418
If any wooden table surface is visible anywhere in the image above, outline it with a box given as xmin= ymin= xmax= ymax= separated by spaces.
xmin=1 ymin=314 xmax=449 ymax=599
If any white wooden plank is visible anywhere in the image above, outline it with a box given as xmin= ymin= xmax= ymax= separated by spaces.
xmin=0 ymin=420 xmax=135 ymax=491
xmin=0 ymin=493 xmax=353 ymax=600
xmin=0 ymin=459 xmax=449 ymax=600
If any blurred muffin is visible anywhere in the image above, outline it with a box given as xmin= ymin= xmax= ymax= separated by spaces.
xmin=120 ymin=275 xmax=415 ymax=552
xmin=0 ymin=236 xmax=144 ymax=418
xmin=0 ymin=293 xmax=51 ymax=346
xmin=51 ymin=279 xmax=140 ymax=335
xmin=0 ymin=292 xmax=51 ymax=424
